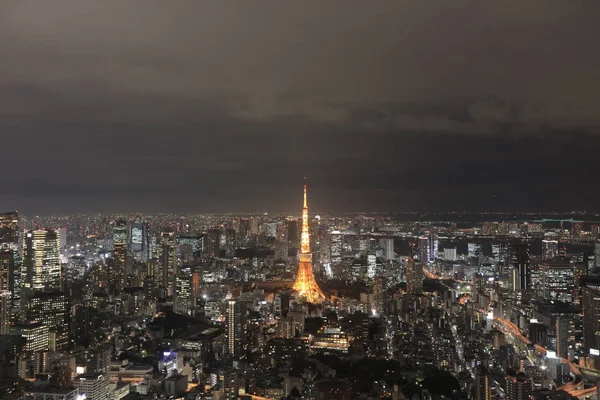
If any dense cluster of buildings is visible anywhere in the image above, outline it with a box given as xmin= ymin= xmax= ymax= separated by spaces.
xmin=2 ymin=191 xmax=600 ymax=400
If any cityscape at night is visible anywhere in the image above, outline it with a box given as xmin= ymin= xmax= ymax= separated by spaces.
xmin=2 ymin=1 xmax=600 ymax=400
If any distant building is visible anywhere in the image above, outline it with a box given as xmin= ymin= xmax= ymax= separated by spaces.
xmin=329 ymin=231 xmax=343 ymax=265
xmin=542 ymin=240 xmax=558 ymax=260
xmin=444 ymin=248 xmax=457 ymax=261
xmin=379 ymin=238 xmax=394 ymax=261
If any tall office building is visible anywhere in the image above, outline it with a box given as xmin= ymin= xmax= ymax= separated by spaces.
xmin=511 ymin=242 xmax=531 ymax=291
xmin=24 ymin=291 xmax=69 ymax=350
xmin=159 ymin=231 xmax=177 ymax=295
xmin=429 ymin=233 xmax=438 ymax=262
xmin=130 ymin=216 xmax=149 ymax=262
xmin=540 ymin=258 xmax=574 ymax=303
xmin=406 ymin=258 xmax=423 ymax=295
xmin=582 ymin=285 xmax=600 ymax=352
xmin=418 ymin=236 xmax=429 ymax=264
xmin=595 ymin=240 xmax=600 ymax=269
xmin=22 ymin=229 xmax=61 ymax=292
xmin=111 ymin=218 xmax=128 ymax=291
xmin=0 ymin=211 xmax=19 ymax=250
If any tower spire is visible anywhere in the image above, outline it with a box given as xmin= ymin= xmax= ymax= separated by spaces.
xmin=300 ymin=178 xmax=310 ymax=255
xmin=293 ymin=178 xmax=325 ymax=303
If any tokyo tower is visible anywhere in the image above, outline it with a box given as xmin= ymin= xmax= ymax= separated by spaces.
xmin=292 ymin=180 xmax=326 ymax=303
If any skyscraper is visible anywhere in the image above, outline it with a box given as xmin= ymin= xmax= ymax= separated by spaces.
xmin=379 ymin=238 xmax=394 ymax=261
xmin=418 ymin=236 xmax=429 ymax=264
xmin=22 ymin=229 xmax=61 ymax=292
xmin=583 ymin=285 xmax=600 ymax=352
xmin=406 ymin=258 xmax=423 ymax=295
xmin=292 ymin=182 xmax=325 ymax=304
xmin=112 ymin=218 xmax=128 ymax=291
xmin=511 ymin=242 xmax=531 ymax=291
xmin=23 ymin=291 xmax=69 ymax=350
xmin=159 ymin=231 xmax=177 ymax=295
xmin=329 ymin=231 xmax=343 ymax=265
xmin=227 ymin=300 xmax=243 ymax=359
xmin=0 ymin=211 xmax=19 ymax=250
xmin=130 ymin=216 xmax=149 ymax=262
xmin=174 ymin=272 xmax=191 ymax=315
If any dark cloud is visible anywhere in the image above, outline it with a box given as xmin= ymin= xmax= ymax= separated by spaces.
xmin=1 ymin=1 xmax=599 ymax=213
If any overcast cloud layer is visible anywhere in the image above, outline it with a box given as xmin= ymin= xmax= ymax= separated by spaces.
xmin=1 ymin=1 xmax=599 ymax=214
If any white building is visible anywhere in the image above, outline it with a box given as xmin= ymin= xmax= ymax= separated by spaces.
xmin=73 ymin=373 xmax=109 ymax=400
xmin=444 ymin=248 xmax=457 ymax=261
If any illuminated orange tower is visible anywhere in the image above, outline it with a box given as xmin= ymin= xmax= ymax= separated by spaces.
xmin=292 ymin=180 xmax=326 ymax=303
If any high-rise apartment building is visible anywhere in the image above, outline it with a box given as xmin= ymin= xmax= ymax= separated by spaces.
xmin=406 ymin=258 xmax=423 ymax=295
xmin=173 ymin=272 xmax=191 ymax=315
xmin=505 ymin=371 xmax=532 ymax=400
xmin=159 ymin=231 xmax=177 ymax=295
xmin=226 ymin=300 xmax=243 ymax=359
xmin=474 ymin=367 xmax=491 ymax=400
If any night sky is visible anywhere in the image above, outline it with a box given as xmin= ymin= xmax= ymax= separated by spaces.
xmin=1 ymin=1 xmax=600 ymax=214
